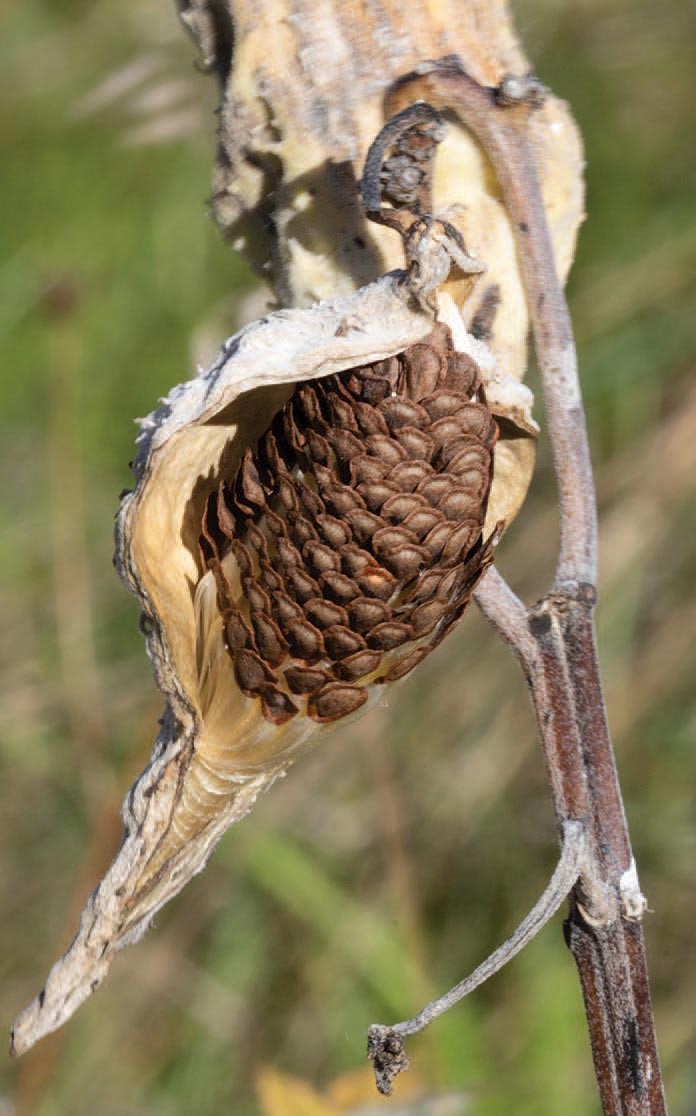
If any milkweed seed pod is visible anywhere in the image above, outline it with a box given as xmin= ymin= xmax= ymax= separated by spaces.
xmin=11 ymin=249 xmax=536 ymax=1054
xmin=13 ymin=1 xmax=584 ymax=1057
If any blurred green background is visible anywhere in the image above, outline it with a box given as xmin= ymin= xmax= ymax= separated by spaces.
xmin=1 ymin=1 xmax=695 ymax=1113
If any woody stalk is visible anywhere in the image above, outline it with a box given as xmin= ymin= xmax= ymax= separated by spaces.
xmin=11 ymin=1 xmax=666 ymax=1112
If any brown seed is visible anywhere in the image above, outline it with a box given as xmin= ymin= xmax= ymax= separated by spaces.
xmin=284 ymin=567 xmax=320 ymax=607
xmin=247 ymin=523 xmax=270 ymax=562
xmin=377 ymin=397 xmax=430 ymax=430
xmin=441 ymin=520 xmax=481 ymax=563
xmin=308 ymin=683 xmax=368 ymax=723
xmin=327 ymin=427 xmax=364 ymax=465
xmin=371 ymin=525 xmax=420 ymax=558
xmin=446 ymin=466 xmax=489 ymax=500
xmin=430 ymin=415 xmax=471 ymax=448
xmin=400 ymin=344 xmax=444 ymax=400
xmin=410 ymin=597 xmax=449 ymax=637
xmin=271 ymin=590 xmax=303 ymax=628
xmin=345 ymin=508 xmax=383 ymax=543
xmin=417 ymin=474 xmax=456 ymax=505
xmin=388 ymin=460 xmax=433 ymax=492
xmin=211 ymin=559 xmax=235 ymax=613
xmin=341 ymin=545 xmax=375 ymax=577
xmin=259 ymin=560 xmax=284 ymax=594
xmin=438 ymin=566 xmax=465 ymax=599
xmin=453 ymin=403 xmax=496 ymax=442
xmin=365 ymin=434 xmax=408 ymax=467
xmin=242 ymin=578 xmax=271 ymax=615
xmin=352 ymin=401 xmax=389 ymax=436
xmin=284 ymin=665 xmax=331 ymax=694
xmin=223 ymin=609 xmax=254 ymax=653
xmin=295 ymin=384 xmax=325 ymax=428
xmin=408 ymin=568 xmax=445 ymax=605
xmin=437 ymin=436 xmax=474 ymax=468
xmin=199 ymin=516 xmax=221 ymax=571
xmin=306 ymin=429 xmax=331 ymax=466
xmin=346 ymin=596 xmax=390 ymax=634
xmin=303 ymin=539 xmax=342 ymax=576
xmin=381 ymin=491 xmax=428 ymax=523
xmin=264 ymin=507 xmax=288 ymax=538
xmin=304 ymin=598 xmax=348 ymax=630
xmin=235 ymin=648 xmax=277 ymax=695
xmin=251 ymin=612 xmax=288 ymax=668
xmin=422 ymin=520 xmax=454 ymax=560
xmin=282 ymin=405 xmax=305 ymax=453
xmin=238 ymin=449 xmax=266 ymax=508
xmin=355 ymin=566 xmax=396 ymax=600
xmin=333 ymin=649 xmax=383 ymax=681
xmin=284 ymin=618 xmax=325 ymax=663
xmin=394 ymin=426 xmax=435 ymax=461
xmin=444 ymin=351 xmax=481 ymax=394
xmin=277 ymin=474 xmax=300 ymax=515
xmin=349 ymin=454 xmax=390 ymax=486
xmin=231 ymin=538 xmax=253 ymax=578
xmin=295 ymin=478 xmax=325 ymax=518
xmin=259 ymin=684 xmax=299 ymax=725
xmin=442 ymin=441 xmax=490 ymax=472
xmin=423 ymin=390 xmax=469 ymax=421
xmin=437 ymin=487 xmax=480 ymax=521
xmin=326 ymin=393 xmax=360 ymax=432
xmin=318 ymin=571 xmax=360 ymax=605
xmin=276 ymin=536 xmax=303 ymax=570
xmin=323 ymin=483 xmax=367 ymax=516
xmin=372 ymin=355 xmax=401 ymax=385
xmin=445 ymin=461 xmax=490 ymax=497
xmin=381 ymin=545 xmax=430 ymax=581
xmin=289 ymin=517 xmax=318 ymax=551
xmin=401 ymin=506 xmax=444 ymax=540
xmin=366 ymin=621 xmax=411 ymax=650
xmin=216 ymin=484 xmax=238 ymax=539
xmin=317 ymin=514 xmax=351 ymax=549
xmin=358 ymin=376 xmax=390 ymax=405
xmin=260 ymin=429 xmax=282 ymax=478
xmin=323 ymin=624 xmax=367 ymax=661
xmin=358 ymin=480 xmax=402 ymax=513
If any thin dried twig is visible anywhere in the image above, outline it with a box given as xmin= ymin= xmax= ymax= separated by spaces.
xmin=368 ymin=819 xmax=588 ymax=1095
xmin=366 ymin=62 xmax=667 ymax=1114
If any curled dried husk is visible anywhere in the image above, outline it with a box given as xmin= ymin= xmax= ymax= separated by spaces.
xmin=11 ymin=260 xmax=535 ymax=1056
xmin=192 ymin=0 xmax=584 ymax=381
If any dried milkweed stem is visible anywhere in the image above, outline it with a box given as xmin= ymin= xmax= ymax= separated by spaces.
xmin=387 ymin=64 xmax=596 ymax=590
xmin=368 ymin=64 xmax=667 ymax=1114
xmin=368 ymin=820 xmax=588 ymax=1096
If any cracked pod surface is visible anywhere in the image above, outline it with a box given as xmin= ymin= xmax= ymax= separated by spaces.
xmin=11 ymin=269 xmax=536 ymax=1055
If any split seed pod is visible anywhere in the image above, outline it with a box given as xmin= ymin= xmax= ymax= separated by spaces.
xmin=11 ymin=223 xmax=536 ymax=1056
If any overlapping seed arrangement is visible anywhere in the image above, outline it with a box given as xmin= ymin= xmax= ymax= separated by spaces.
xmin=200 ymin=323 xmax=499 ymax=727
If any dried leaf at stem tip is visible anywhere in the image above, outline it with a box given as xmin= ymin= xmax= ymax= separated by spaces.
xmin=361 ymin=103 xmax=488 ymax=294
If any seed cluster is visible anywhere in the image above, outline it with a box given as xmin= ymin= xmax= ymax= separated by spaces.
xmin=200 ymin=324 xmax=498 ymax=726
